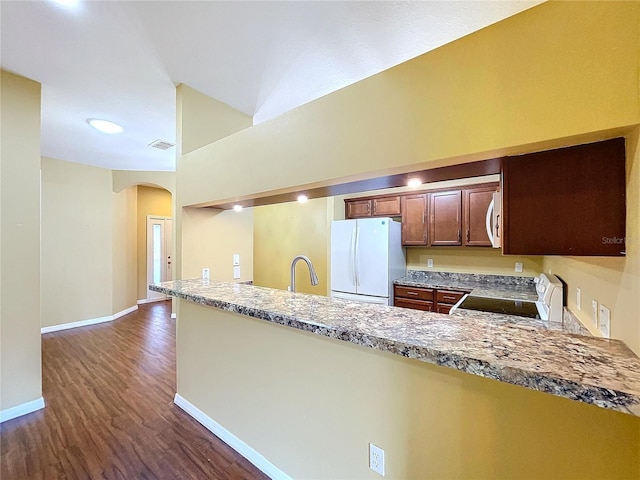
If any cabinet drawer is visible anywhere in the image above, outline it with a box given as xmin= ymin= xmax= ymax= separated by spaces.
xmin=394 ymin=298 xmax=434 ymax=312
xmin=437 ymin=304 xmax=453 ymax=314
xmin=394 ymin=285 xmax=434 ymax=301
xmin=436 ymin=290 xmax=466 ymax=305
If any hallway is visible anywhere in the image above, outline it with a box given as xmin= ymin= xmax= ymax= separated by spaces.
xmin=0 ymin=302 xmax=269 ymax=480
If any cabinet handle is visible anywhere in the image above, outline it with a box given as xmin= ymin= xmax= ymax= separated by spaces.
xmin=442 ymin=295 xmax=457 ymax=301
xmin=458 ymin=229 xmax=461 ymax=242
xmin=466 ymin=230 xmax=470 ymax=242
xmin=406 ymin=291 xmax=419 ymax=296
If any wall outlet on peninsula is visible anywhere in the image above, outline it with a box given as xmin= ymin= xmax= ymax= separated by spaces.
xmin=599 ymin=305 xmax=611 ymax=338
xmin=591 ymin=300 xmax=598 ymax=326
xmin=427 ymin=258 xmax=434 ymax=268
xmin=515 ymin=262 xmax=523 ymax=273
xmin=202 ymin=268 xmax=210 ymax=281
xmin=369 ymin=443 xmax=385 ymax=476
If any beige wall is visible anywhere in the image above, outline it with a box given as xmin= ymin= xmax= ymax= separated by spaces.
xmin=177 ymin=84 xmax=252 ymax=156
xmin=177 ymin=1 xmax=639 ymax=208
xmin=137 ymin=186 xmax=172 ymax=300
xmin=181 ymin=207 xmax=253 ymax=282
xmin=253 ymin=198 xmax=330 ymax=295
xmin=544 ymin=130 xmax=640 ymax=352
xmin=112 ymin=186 xmax=138 ymax=314
xmin=179 ymin=300 xmax=640 ymax=479
xmin=41 ymin=157 xmax=114 ymax=328
xmin=112 ymin=170 xmax=175 ymax=194
xmin=0 ymin=71 xmax=42 ymax=411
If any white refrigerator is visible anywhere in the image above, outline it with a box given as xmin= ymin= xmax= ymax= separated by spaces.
xmin=330 ymin=217 xmax=406 ymax=305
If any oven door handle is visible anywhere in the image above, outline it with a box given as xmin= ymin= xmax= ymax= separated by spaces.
xmin=449 ymin=294 xmax=469 ymax=315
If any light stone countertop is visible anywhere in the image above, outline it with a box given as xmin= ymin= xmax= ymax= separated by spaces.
xmin=151 ymin=279 xmax=640 ymax=416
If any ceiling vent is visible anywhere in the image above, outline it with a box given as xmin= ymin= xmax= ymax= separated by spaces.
xmin=148 ymin=139 xmax=175 ymax=150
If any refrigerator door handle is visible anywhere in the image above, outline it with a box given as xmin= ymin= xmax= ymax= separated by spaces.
xmin=350 ymin=225 xmax=357 ymax=286
xmin=354 ymin=224 xmax=360 ymax=287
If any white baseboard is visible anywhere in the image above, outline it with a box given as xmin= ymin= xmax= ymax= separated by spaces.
xmin=174 ymin=393 xmax=291 ymax=480
xmin=113 ymin=305 xmax=138 ymax=320
xmin=41 ymin=305 xmax=138 ymax=334
xmin=137 ymin=297 xmax=167 ymax=305
xmin=171 ymin=313 xmax=177 ymax=319
xmin=0 ymin=397 xmax=45 ymax=423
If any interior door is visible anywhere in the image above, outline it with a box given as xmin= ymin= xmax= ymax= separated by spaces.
xmin=356 ymin=218 xmax=389 ymax=297
xmin=147 ymin=216 xmax=172 ymax=301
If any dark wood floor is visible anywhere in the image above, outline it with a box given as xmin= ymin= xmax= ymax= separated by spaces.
xmin=0 ymin=302 xmax=269 ymax=480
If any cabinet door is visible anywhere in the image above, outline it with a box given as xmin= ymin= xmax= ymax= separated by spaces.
xmin=464 ymin=187 xmax=495 ymax=247
xmin=373 ymin=196 xmax=401 ymax=216
xmin=502 ymin=138 xmax=626 ymax=256
xmin=430 ymin=190 xmax=462 ymax=246
xmin=401 ymin=194 xmax=428 ymax=245
xmin=345 ymin=199 xmax=372 ymax=219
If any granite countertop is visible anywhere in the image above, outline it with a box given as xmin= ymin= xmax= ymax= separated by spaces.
xmin=151 ymin=279 xmax=640 ymax=416
xmin=394 ymin=271 xmax=538 ymax=301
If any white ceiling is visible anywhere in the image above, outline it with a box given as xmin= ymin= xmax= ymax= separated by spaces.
xmin=1 ymin=1 xmax=542 ymax=172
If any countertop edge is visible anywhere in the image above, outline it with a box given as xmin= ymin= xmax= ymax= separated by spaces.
xmin=152 ymin=283 xmax=640 ymax=417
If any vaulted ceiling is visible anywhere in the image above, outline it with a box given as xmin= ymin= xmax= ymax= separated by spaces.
xmin=1 ymin=1 xmax=542 ymax=171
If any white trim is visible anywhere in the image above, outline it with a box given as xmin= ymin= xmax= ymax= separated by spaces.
xmin=174 ymin=393 xmax=291 ymax=480
xmin=137 ymin=297 xmax=167 ymax=305
xmin=112 ymin=305 xmax=138 ymax=320
xmin=41 ymin=305 xmax=138 ymax=334
xmin=171 ymin=313 xmax=177 ymax=319
xmin=1 ymin=397 xmax=45 ymax=423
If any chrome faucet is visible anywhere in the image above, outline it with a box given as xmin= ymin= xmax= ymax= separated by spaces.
xmin=290 ymin=255 xmax=319 ymax=292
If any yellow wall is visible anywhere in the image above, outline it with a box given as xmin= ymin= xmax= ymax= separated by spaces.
xmin=112 ymin=186 xmax=138 ymax=314
xmin=40 ymin=157 xmax=114 ymax=328
xmin=179 ymin=300 xmax=640 ymax=479
xmin=181 ymin=207 xmax=253 ymax=283
xmin=137 ymin=186 xmax=172 ymax=300
xmin=253 ymin=198 xmax=330 ymax=295
xmin=544 ymin=130 xmax=640 ymax=352
xmin=177 ymin=1 xmax=639 ymax=208
xmin=0 ymin=71 xmax=42 ymax=411
xmin=407 ymin=248 xmax=543 ymax=277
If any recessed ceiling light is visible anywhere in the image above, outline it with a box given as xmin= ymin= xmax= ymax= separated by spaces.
xmin=233 ymin=205 xmax=243 ymax=212
xmin=87 ymin=118 xmax=123 ymax=134
xmin=407 ymin=178 xmax=422 ymax=188
xmin=297 ymin=194 xmax=308 ymax=203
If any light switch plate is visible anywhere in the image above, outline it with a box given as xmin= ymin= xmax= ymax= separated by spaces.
xmin=576 ymin=288 xmax=581 ymax=311
xmin=233 ymin=254 xmax=240 ymax=266
xmin=592 ymin=300 xmax=598 ymax=326
xmin=427 ymin=259 xmax=434 ymax=268
xmin=202 ymin=268 xmax=210 ymax=281
xmin=599 ymin=305 xmax=610 ymax=338
xmin=233 ymin=266 xmax=241 ymax=279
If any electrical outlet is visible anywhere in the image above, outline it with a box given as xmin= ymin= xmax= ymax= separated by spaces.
xmin=576 ymin=288 xmax=581 ymax=311
xmin=599 ymin=305 xmax=611 ymax=338
xmin=202 ymin=268 xmax=210 ymax=281
xmin=427 ymin=258 xmax=434 ymax=268
xmin=592 ymin=300 xmax=598 ymax=326
xmin=369 ymin=444 xmax=385 ymax=476
xmin=233 ymin=266 xmax=241 ymax=279
xmin=515 ymin=262 xmax=523 ymax=273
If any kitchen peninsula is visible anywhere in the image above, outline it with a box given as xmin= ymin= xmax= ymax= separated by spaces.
xmin=152 ymin=279 xmax=640 ymax=415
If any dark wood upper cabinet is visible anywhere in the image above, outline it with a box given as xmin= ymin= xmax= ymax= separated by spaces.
xmin=401 ymin=194 xmax=428 ymax=245
xmin=345 ymin=199 xmax=372 ymax=218
xmin=502 ymin=137 xmax=626 ymax=256
xmin=372 ymin=196 xmax=401 ymax=216
xmin=464 ymin=187 xmax=495 ymax=247
xmin=430 ymin=190 xmax=462 ymax=246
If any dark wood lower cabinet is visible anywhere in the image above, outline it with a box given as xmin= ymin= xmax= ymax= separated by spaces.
xmin=394 ymin=285 xmax=467 ymax=313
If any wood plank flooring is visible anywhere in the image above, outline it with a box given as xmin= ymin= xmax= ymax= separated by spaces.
xmin=0 ymin=302 xmax=270 ymax=480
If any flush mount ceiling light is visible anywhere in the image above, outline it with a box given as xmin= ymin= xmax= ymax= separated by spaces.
xmin=233 ymin=205 xmax=243 ymax=212
xmin=50 ymin=0 xmax=80 ymax=7
xmin=297 ymin=194 xmax=308 ymax=203
xmin=407 ymin=178 xmax=423 ymax=188
xmin=87 ymin=118 xmax=123 ymax=134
